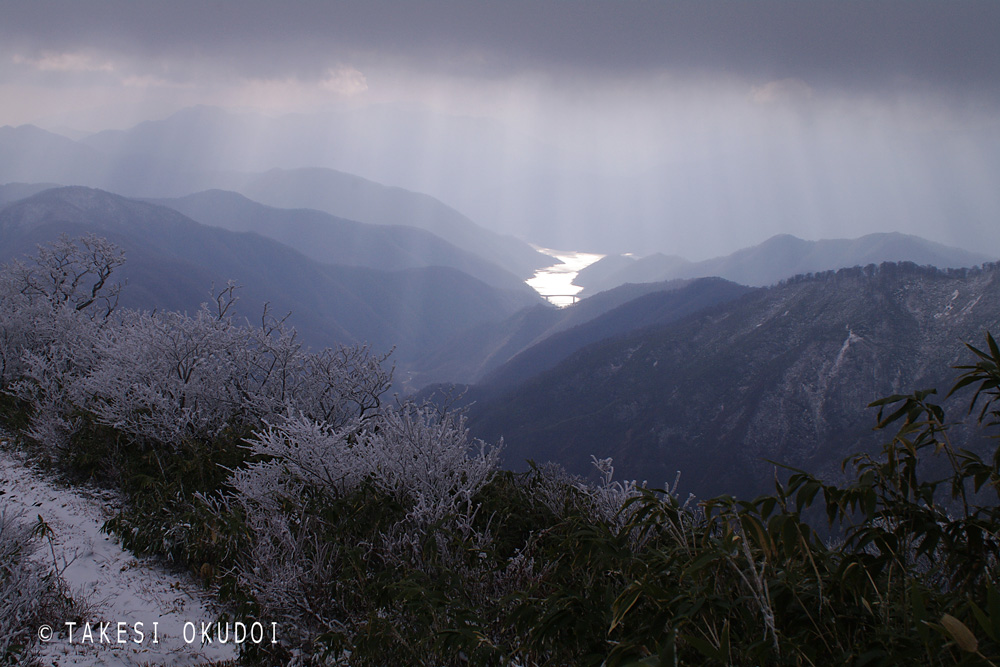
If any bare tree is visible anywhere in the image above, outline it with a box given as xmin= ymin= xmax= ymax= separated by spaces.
xmin=7 ymin=233 xmax=125 ymax=317
xmin=0 ymin=235 xmax=124 ymax=390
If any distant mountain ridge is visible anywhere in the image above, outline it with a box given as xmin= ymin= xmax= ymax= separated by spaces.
xmin=219 ymin=167 xmax=547 ymax=278
xmin=75 ymin=104 xmax=566 ymax=243
xmin=0 ymin=187 xmax=540 ymax=375
xmin=461 ymin=262 xmax=1000 ymax=499
xmin=0 ymin=125 xmax=109 ymax=185
xmin=0 ymin=123 xmax=550 ymax=280
xmin=410 ymin=278 xmax=748 ymax=387
xmin=576 ymin=232 xmax=994 ymax=293
xmin=0 ymin=182 xmax=61 ymax=207
xmin=146 ymin=189 xmax=535 ymax=294
xmin=477 ymin=277 xmax=753 ymax=393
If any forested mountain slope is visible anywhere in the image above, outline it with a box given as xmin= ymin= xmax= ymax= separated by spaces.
xmin=478 ymin=277 xmax=753 ymax=392
xmin=412 ymin=278 xmax=748 ymax=386
xmin=465 ymin=262 xmax=1000 ymax=498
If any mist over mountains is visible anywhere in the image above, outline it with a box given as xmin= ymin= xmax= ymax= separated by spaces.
xmin=0 ymin=186 xmax=540 ymax=375
xmin=577 ymin=232 xmax=995 ymax=292
xmin=0 ymin=119 xmax=550 ymax=278
xmin=2 ymin=104 xmax=999 ymax=501
xmin=146 ymin=189 xmax=533 ymax=294
xmin=7 ymin=100 xmax=1000 ymax=261
xmin=413 ymin=277 xmax=752 ymax=389
xmin=5 ymin=5 xmax=1000 ymax=662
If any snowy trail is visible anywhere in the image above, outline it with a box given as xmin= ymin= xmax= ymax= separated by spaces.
xmin=0 ymin=445 xmax=238 ymax=666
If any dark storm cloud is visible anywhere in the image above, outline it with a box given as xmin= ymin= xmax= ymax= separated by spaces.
xmin=2 ymin=0 xmax=999 ymax=93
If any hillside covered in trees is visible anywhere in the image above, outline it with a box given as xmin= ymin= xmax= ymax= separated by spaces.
xmin=2 ymin=236 xmax=999 ymax=666
xmin=458 ymin=262 xmax=1000 ymax=499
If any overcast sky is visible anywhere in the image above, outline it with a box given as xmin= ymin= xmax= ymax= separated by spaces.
xmin=2 ymin=1 xmax=999 ymax=257
xmin=3 ymin=1 xmax=999 ymax=122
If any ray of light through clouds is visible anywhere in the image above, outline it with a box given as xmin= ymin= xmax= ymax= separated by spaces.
xmin=0 ymin=1 xmax=999 ymax=259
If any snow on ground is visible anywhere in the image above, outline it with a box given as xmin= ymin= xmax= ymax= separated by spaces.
xmin=0 ymin=443 xmax=238 ymax=666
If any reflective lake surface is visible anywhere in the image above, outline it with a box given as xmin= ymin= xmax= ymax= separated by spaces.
xmin=526 ymin=246 xmax=605 ymax=308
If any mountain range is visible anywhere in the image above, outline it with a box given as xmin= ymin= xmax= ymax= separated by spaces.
xmin=0 ymin=122 xmax=550 ymax=278
xmin=41 ymin=104 xmax=1000 ymax=263
xmin=72 ymin=104 xmax=569 ymax=247
xmin=412 ymin=277 xmax=752 ymax=388
xmin=576 ymin=232 xmax=995 ymax=292
xmin=6 ymin=110 xmax=1000 ymax=502
xmin=146 ymin=189 xmax=533 ymax=294
xmin=0 ymin=187 xmax=540 ymax=375
xmin=448 ymin=262 xmax=1000 ymax=499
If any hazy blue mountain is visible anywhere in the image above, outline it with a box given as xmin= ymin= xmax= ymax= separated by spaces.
xmin=80 ymin=106 xmax=272 ymax=171
xmin=80 ymin=104 xmax=547 ymax=175
xmin=0 ymin=125 xmax=108 ymax=185
xmin=570 ymin=253 xmax=667 ymax=290
xmin=80 ymin=106 xmax=552 ymax=277
xmin=78 ymin=104 xmax=564 ymax=237
xmin=0 ymin=125 xmax=224 ymax=196
xmin=146 ymin=189 xmax=536 ymax=294
xmin=577 ymin=233 xmax=994 ymax=293
xmin=0 ymin=119 xmax=550 ymax=279
xmin=0 ymin=182 xmax=62 ymax=207
xmin=216 ymin=167 xmax=548 ymax=278
xmin=478 ymin=278 xmax=753 ymax=393
xmin=0 ymin=187 xmax=539 ymax=371
xmin=460 ymin=262 xmax=1000 ymax=499
xmin=410 ymin=278 xmax=741 ymax=387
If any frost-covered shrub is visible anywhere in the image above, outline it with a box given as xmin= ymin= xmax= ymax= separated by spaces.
xmin=1 ymin=235 xmax=123 ymax=457
xmin=292 ymin=343 xmax=391 ymax=427
xmin=366 ymin=406 xmax=499 ymax=527
xmin=69 ymin=291 xmax=391 ymax=452
xmin=0 ymin=234 xmax=122 ymax=387
xmin=0 ymin=279 xmax=35 ymax=389
xmin=0 ymin=502 xmax=71 ymax=665
xmin=10 ymin=310 xmax=101 ymax=458
xmin=233 ymin=406 xmax=500 ymax=533
xmin=79 ymin=306 xmax=245 ymax=446
xmin=229 ymin=413 xmax=365 ymax=506
xmin=577 ymin=456 xmax=644 ymax=530
xmin=225 ymin=405 xmax=501 ymax=655
xmin=1 ymin=234 xmax=124 ymax=317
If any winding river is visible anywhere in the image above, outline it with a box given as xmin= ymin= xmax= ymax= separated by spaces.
xmin=526 ymin=246 xmax=605 ymax=307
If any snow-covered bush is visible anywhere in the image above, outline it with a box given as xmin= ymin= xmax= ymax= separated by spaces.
xmin=0 ymin=234 xmax=122 ymax=385
xmin=291 ymin=343 xmax=392 ymax=426
xmin=0 ymin=502 xmax=71 ymax=665
xmin=14 ymin=338 xmax=91 ymax=457
xmin=225 ymin=405 xmax=501 ymax=654
xmin=8 ymin=305 xmax=102 ymax=459
xmin=66 ymin=285 xmax=391 ymax=452
xmin=1 ymin=233 xmax=124 ymax=317
xmin=0 ymin=276 xmax=35 ymax=389
xmin=232 ymin=405 xmax=500 ymax=533
xmin=578 ymin=456 xmax=644 ymax=529
xmin=79 ymin=306 xmax=245 ymax=446
xmin=229 ymin=413 xmax=365 ymax=506
xmin=1 ymin=235 xmax=122 ymax=456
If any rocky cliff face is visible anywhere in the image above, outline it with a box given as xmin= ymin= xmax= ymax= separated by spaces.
xmin=467 ymin=262 xmax=1000 ymax=499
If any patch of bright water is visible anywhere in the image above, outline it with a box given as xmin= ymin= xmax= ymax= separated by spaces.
xmin=526 ymin=246 xmax=605 ymax=308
